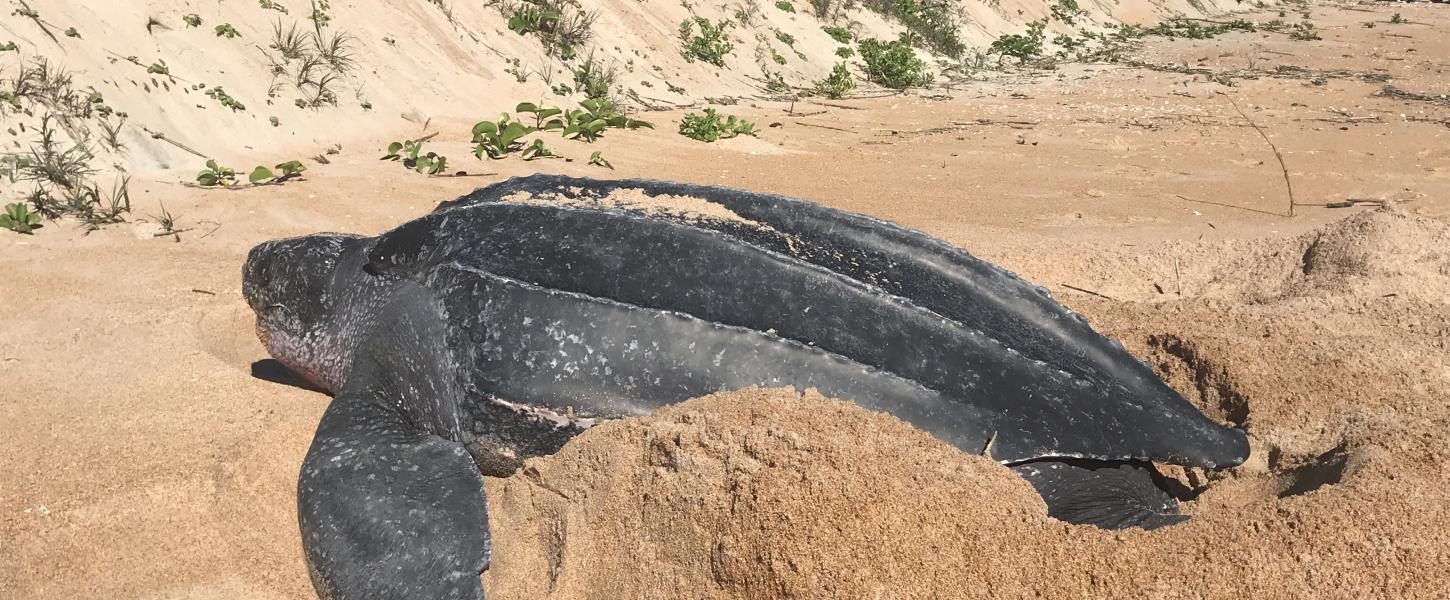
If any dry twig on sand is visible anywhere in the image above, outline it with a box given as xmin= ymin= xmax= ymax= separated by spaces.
xmin=1223 ymin=94 xmax=1296 ymax=217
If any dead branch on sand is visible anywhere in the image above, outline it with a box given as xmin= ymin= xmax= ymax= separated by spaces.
xmin=1223 ymin=94 xmax=1296 ymax=217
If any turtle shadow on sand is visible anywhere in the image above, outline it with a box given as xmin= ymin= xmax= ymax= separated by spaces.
xmin=250 ymin=359 xmax=329 ymax=394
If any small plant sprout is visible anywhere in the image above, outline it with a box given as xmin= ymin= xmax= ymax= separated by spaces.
xmin=196 ymin=160 xmax=238 ymax=186
xmin=560 ymin=98 xmax=653 ymax=142
xmin=588 ymin=150 xmax=612 ymax=169
xmin=248 ymin=160 xmax=307 ymax=184
xmin=521 ymin=139 xmax=558 ymax=160
xmin=1 ymin=202 xmax=42 ymax=233
xmin=151 ymin=201 xmax=185 ymax=239
xmin=183 ymin=14 xmax=202 ymax=27
xmin=147 ymin=60 xmax=170 ymax=75
xmin=515 ymin=102 xmax=566 ymax=129
xmin=270 ymin=116 xmax=280 ymax=127
xmin=775 ymin=1 xmax=795 ymax=12
xmin=382 ymin=140 xmax=449 ymax=175
xmin=472 ymin=114 xmax=536 ymax=159
xmin=383 ymin=36 xmax=396 ymax=45
xmin=206 ymin=87 xmax=246 ymax=111
xmin=260 ymin=0 xmax=289 ymax=14
xmin=1390 ymin=13 xmax=1405 ymax=24
xmin=64 ymin=27 xmax=79 ymax=38
xmin=215 ymin=23 xmax=241 ymax=38
xmin=679 ymin=108 xmax=756 ymax=142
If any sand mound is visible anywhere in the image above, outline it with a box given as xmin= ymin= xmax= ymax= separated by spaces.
xmin=1200 ymin=205 xmax=1450 ymax=302
xmin=483 ymin=388 xmax=1051 ymax=599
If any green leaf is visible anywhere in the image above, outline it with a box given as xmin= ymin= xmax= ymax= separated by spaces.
xmin=206 ymin=159 xmax=220 ymax=170
xmin=500 ymin=122 xmax=533 ymax=145
xmin=588 ymin=150 xmax=613 ymax=169
xmin=197 ymin=172 xmax=218 ymax=186
xmin=248 ymin=166 xmax=275 ymax=184
xmin=472 ymin=121 xmax=499 ymax=140
xmin=516 ymin=102 xmax=539 ymax=113
xmin=276 ymin=160 xmax=306 ymax=176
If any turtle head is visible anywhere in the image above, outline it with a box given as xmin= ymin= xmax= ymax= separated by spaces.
xmin=244 ymin=233 xmax=388 ymax=394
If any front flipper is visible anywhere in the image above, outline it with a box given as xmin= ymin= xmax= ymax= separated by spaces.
xmin=1010 ymin=460 xmax=1189 ymax=530
xmin=299 ymin=393 xmax=490 ymax=599
xmin=298 ymin=281 xmax=490 ymax=599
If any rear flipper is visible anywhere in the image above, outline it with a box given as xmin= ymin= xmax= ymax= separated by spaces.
xmin=298 ymin=391 xmax=491 ymax=600
xmin=1010 ymin=460 xmax=1189 ymax=531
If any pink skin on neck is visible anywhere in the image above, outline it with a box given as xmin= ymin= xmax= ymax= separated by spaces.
xmin=256 ymin=318 xmax=346 ymax=394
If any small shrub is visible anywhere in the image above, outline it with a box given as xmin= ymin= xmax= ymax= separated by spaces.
xmin=147 ymin=61 xmax=170 ymax=75
xmin=679 ymin=108 xmax=755 ymax=142
xmin=381 ymin=140 xmax=448 ymax=174
xmin=764 ymin=70 xmax=788 ymax=92
xmin=183 ymin=13 xmax=202 ymax=27
xmin=1 ymin=202 xmax=42 ymax=234
xmin=813 ymin=62 xmax=854 ymax=98
xmin=679 ymin=17 xmax=733 ymax=67
xmin=989 ymin=20 xmax=1045 ymax=60
xmin=858 ymin=37 xmax=931 ymax=89
xmin=1288 ymin=22 xmax=1320 ymax=41
xmin=893 ymin=0 xmax=964 ymax=58
xmin=215 ymin=23 xmax=240 ymax=38
xmin=573 ymin=53 xmax=616 ymax=99
xmin=775 ymin=30 xmax=796 ymax=46
xmin=260 ymin=0 xmax=289 ymax=14
xmin=503 ymin=0 xmax=596 ymax=59
xmin=1049 ymin=0 xmax=1083 ymax=25
xmin=822 ymin=25 xmax=852 ymax=43
xmin=1390 ymin=13 xmax=1405 ymax=24
xmin=835 ymin=46 xmax=853 ymax=58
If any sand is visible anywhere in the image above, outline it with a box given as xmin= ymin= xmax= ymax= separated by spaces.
xmin=5 ymin=1 xmax=1450 ymax=598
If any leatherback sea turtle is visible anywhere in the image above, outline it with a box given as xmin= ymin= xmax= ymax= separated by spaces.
xmin=242 ymin=174 xmax=1248 ymax=599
